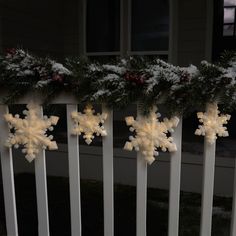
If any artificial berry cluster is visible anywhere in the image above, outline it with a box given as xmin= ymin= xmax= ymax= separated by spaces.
xmin=180 ymin=71 xmax=191 ymax=83
xmin=124 ymin=71 xmax=147 ymax=85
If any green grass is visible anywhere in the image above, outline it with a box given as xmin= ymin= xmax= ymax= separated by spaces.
xmin=0 ymin=174 xmax=232 ymax=236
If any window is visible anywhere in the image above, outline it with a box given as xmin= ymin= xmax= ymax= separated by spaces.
xmin=0 ymin=0 xmax=170 ymax=58
xmin=131 ymin=0 xmax=169 ymax=52
xmin=86 ymin=0 xmax=169 ymax=57
xmin=223 ymin=0 xmax=236 ymax=36
xmin=213 ymin=0 xmax=236 ymax=60
xmin=86 ymin=0 xmax=120 ymax=53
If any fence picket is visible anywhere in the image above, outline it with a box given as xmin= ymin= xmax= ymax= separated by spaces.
xmin=136 ymin=107 xmax=147 ymax=236
xmin=168 ymin=116 xmax=182 ymax=236
xmin=230 ymin=159 xmax=236 ymax=236
xmin=35 ymin=105 xmax=50 ymax=236
xmin=102 ymin=105 xmax=114 ymax=236
xmin=200 ymin=139 xmax=216 ymax=236
xmin=66 ymin=104 xmax=82 ymax=236
xmin=0 ymin=105 xmax=18 ymax=236
xmin=136 ymin=152 xmax=147 ymax=236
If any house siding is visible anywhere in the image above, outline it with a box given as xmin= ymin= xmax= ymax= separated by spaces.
xmin=177 ymin=0 xmax=208 ymax=65
xmin=0 ymin=0 xmax=67 ymax=59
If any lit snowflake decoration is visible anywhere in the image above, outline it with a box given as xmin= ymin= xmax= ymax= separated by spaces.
xmin=124 ymin=107 xmax=179 ymax=165
xmin=71 ymin=104 xmax=108 ymax=144
xmin=4 ymin=103 xmax=59 ymax=162
xmin=195 ymin=102 xmax=231 ymax=144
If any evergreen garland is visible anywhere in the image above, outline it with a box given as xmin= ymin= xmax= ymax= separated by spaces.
xmin=0 ymin=48 xmax=236 ymax=116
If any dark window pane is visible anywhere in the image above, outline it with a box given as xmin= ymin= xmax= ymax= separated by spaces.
xmin=63 ymin=0 xmax=81 ymax=57
xmin=86 ymin=0 xmax=120 ymax=53
xmin=223 ymin=24 xmax=234 ymax=36
xmin=131 ymin=0 xmax=169 ymax=51
xmin=0 ymin=0 xmax=74 ymax=60
xmin=215 ymin=111 xmax=236 ymax=158
xmin=224 ymin=0 xmax=236 ymax=6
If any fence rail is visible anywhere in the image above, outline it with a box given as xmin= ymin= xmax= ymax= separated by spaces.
xmin=0 ymin=95 xmax=235 ymax=236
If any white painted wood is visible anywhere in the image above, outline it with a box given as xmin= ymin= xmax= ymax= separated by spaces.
xmin=230 ymin=158 xmax=236 ymax=236
xmin=0 ymin=93 xmax=77 ymax=105
xmin=136 ymin=152 xmax=147 ymax=236
xmin=66 ymin=104 xmax=82 ymax=236
xmin=102 ymin=105 xmax=114 ymax=236
xmin=136 ymin=107 xmax=147 ymax=236
xmin=0 ymin=105 xmax=18 ymax=236
xmin=168 ymin=116 xmax=182 ymax=236
xmin=200 ymin=139 xmax=216 ymax=236
xmin=35 ymin=106 xmax=50 ymax=236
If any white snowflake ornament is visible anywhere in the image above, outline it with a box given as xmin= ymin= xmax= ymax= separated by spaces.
xmin=4 ymin=103 xmax=59 ymax=162
xmin=195 ymin=102 xmax=230 ymax=144
xmin=124 ymin=107 xmax=179 ymax=165
xmin=71 ymin=104 xmax=108 ymax=144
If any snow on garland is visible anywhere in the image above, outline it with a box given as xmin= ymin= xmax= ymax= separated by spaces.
xmin=0 ymin=48 xmax=236 ymax=115
xmin=4 ymin=102 xmax=59 ymax=162
xmin=1 ymin=49 xmax=236 ymax=164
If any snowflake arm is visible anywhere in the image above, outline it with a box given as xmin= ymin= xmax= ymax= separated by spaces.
xmin=195 ymin=103 xmax=230 ymax=144
xmin=71 ymin=104 xmax=108 ymax=144
xmin=4 ymin=102 xmax=59 ymax=162
xmin=124 ymin=108 xmax=179 ymax=165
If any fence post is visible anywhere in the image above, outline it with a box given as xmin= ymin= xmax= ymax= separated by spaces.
xmin=35 ymin=106 xmax=50 ymax=236
xmin=200 ymin=139 xmax=216 ymax=236
xmin=67 ymin=104 xmax=82 ymax=236
xmin=168 ymin=116 xmax=182 ymax=236
xmin=102 ymin=105 xmax=114 ymax=236
xmin=0 ymin=105 xmax=18 ymax=236
xmin=136 ymin=152 xmax=147 ymax=236
xmin=136 ymin=107 xmax=147 ymax=236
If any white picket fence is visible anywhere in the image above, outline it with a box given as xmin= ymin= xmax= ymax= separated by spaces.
xmin=0 ymin=95 xmax=236 ymax=236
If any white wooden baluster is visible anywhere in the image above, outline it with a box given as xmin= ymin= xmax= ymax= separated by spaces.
xmin=66 ymin=104 xmax=82 ymax=236
xmin=168 ymin=116 xmax=182 ymax=236
xmin=230 ymin=158 xmax=236 ymax=236
xmin=35 ymin=106 xmax=50 ymax=236
xmin=136 ymin=108 xmax=147 ymax=236
xmin=136 ymin=152 xmax=147 ymax=236
xmin=200 ymin=139 xmax=216 ymax=236
xmin=102 ymin=105 xmax=114 ymax=236
xmin=0 ymin=105 xmax=18 ymax=236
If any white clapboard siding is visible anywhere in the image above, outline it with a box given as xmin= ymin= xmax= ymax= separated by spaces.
xmin=230 ymin=159 xmax=236 ymax=236
xmin=0 ymin=105 xmax=18 ymax=236
xmin=102 ymin=105 xmax=114 ymax=236
xmin=66 ymin=104 xmax=82 ymax=236
xmin=35 ymin=106 xmax=50 ymax=236
xmin=136 ymin=107 xmax=147 ymax=236
xmin=200 ymin=139 xmax=216 ymax=236
xmin=168 ymin=116 xmax=183 ymax=236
